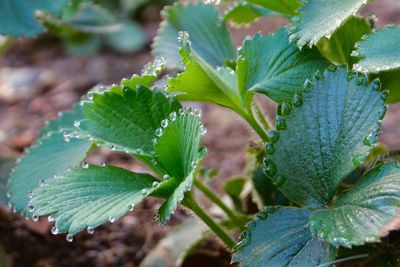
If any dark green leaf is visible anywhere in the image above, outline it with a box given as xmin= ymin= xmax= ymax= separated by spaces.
xmin=152 ymin=3 xmax=235 ymax=69
xmin=237 ymin=28 xmax=329 ymax=103
xmin=353 ymin=25 xmax=400 ymax=73
xmin=80 ymin=85 xmax=181 ymax=156
xmin=377 ymin=69 xmax=400 ymax=104
xmin=232 ymin=207 xmax=335 ymax=266
xmin=31 ymin=165 xmax=159 ymax=235
xmin=224 ymin=177 xmax=246 ymax=211
xmin=265 ymin=67 xmax=386 ymax=208
xmin=317 ymin=16 xmax=372 ymax=65
xmin=9 ymin=106 xmax=91 ymax=216
xmin=289 ymin=0 xmax=368 ymax=48
xmin=0 ymin=0 xmax=68 ymax=36
xmin=309 ymin=162 xmax=400 ymax=248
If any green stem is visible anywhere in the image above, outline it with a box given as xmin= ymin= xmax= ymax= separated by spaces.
xmin=240 ymin=100 xmax=269 ymax=142
xmin=194 ymin=179 xmax=246 ymax=231
xmin=251 ymin=100 xmax=271 ymax=132
xmin=183 ymin=194 xmax=236 ymax=249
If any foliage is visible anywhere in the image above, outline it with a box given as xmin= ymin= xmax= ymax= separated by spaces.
xmin=6 ymin=0 xmax=400 ymax=266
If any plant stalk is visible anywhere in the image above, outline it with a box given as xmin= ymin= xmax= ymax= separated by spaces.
xmin=183 ymin=194 xmax=236 ymax=249
xmin=194 ymin=179 xmax=246 ymax=231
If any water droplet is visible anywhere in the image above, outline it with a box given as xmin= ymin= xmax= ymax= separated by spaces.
xmin=155 ymin=128 xmax=163 ymax=137
xmin=151 ymin=159 xmax=157 ymax=165
xmin=233 ymin=231 xmax=251 ymax=252
xmin=129 ymin=204 xmax=135 ymax=211
xmin=109 ymin=145 xmax=116 ymax=151
xmin=162 ymin=174 xmax=170 ymax=181
xmin=27 ymin=191 xmax=33 ymax=199
xmin=64 ymin=134 xmax=70 ymax=142
xmin=66 ymin=234 xmax=74 ymax=242
xmin=356 ymin=75 xmax=367 ymax=86
xmin=288 ymin=25 xmax=298 ymax=33
xmin=161 ymin=119 xmax=169 ymax=128
xmin=81 ymin=161 xmax=89 ymax=169
xmin=193 ymin=109 xmax=201 ymax=117
xmin=200 ymin=125 xmax=207 ymax=136
xmin=350 ymin=50 xmax=360 ymax=57
xmin=264 ymin=159 xmax=277 ymax=177
xmin=265 ymin=143 xmax=275 ymax=155
xmin=87 ymin=227 xmax=94 ymax=235
xmin=169 ymin=111 xmax=177 ymax=121
xmin=381 ymin=91 xmax=389 ymax=101
xmin=108 ymin=216 xmax=116 ymax=223
xmin=87 ymin=91 xmax=94 ymax=100
xmin=51 ymin=226 xmax=59 ymax=235
xmin=136 ymin=148 xmax=143 ymax=155
xmin=268 ymin=130 xmax=280 ymax=143
xmin=73 ymin=120 xmax=80 ymax=128
xmin=152 ymin=181 xmax=159 ymax=187
xmin=291 ymin=16 xmax=300 ymax=23
xmin=191 ymin=161 xmax=197 ymax=168
xmin=363 ymin=129 xmax=379 ymax=146
xmin=27 ymin=204 xmax=34 ymax=212
xmin=39 ymin=179 xmax=45 ymax=186
xmin=178 ymin=108 xmax=185 ymax=115
xmin=278 ymin=103 xmax=292 ymax=116
xmin=292 ymin=94 xmax=303 ymax=107
xmin=101 ymin=162 xmax=106 ymax=167
xmin=255 ymin=209 xmax=269 ymax=220
xmin=372 ymin=79 xmax=381 ymax=91
xmin=48 ymin=215 xmax=55 ymax=222
xmin=32 ymin=213 xmax=39 ymax=221
xmin=275 ymin=116 xmax=286 ymax=130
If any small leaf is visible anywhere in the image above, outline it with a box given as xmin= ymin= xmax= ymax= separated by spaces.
xmin=152 ymin=3 xmax=235 ymax=69
xmin=266 ymin=67 xmax=386 ymax=208
xmin=290 ymin=0 xmax=368 ymax=48
xmin=9 ymin=106 xmax=91 ymax=216
xmin=223 ymin=2 xmax=275 ymax=26
xmin=353 ymin=25 xmax=400 ymax=73
xmin=247 ymin=0 xmax=301 ymax=15
xmin=153 ymin=111 xmax=204 ymax=225
xmin=31 ymin=165 xmax=159 ymax=234
xmin=167 ymin=39 xmax=244 ymax=112
xmin=376 ymin=69 xmax=400 ymax=104
xmin=237 ymin=28 xmax=329 ymax=103
xmin=309 ymin=162 xmax=400 ymax=248
xmin=0 ymin=0 xmax=68 ymax=36
xmin=317 ymin=16 xmax=372 ymax=65
xmin=105 ymin=20 xmax=146 ymax=53
xmin=224 ymin=177 xmax=247 ymax=211
xmin=232 ymin=207 xmax=335 ymax=267
xmin=80 ymin=85 xmax=181 ymax=156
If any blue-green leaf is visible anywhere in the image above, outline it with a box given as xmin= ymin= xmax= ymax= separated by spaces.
xmin=31 ymin=165 xmax=159 ymax=235
xmin=265 ymin=67 xmax=386 ymax=208
xmin=232 ymin=207 xmax=335 ymax=267
xmin=289 ymin=0 xmax=368 ymax=48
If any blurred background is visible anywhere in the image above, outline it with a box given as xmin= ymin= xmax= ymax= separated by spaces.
xmin=0 ymin=0 xmax=400 ymax=266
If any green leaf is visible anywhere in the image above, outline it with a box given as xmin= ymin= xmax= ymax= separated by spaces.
xmin=9 ymin=106 xmax=91 ymax=216
xmin=309 ymin=162 xmax=400 ymax=248
xmin=153 ymin=111 xmax=204 ymax=225
xmin=167 ymin=37 xmax=244 ymax=112
xmin=265 ymin=67 xmax=387 ymax=208
xmin=0 ymin=157 xmax=15 ymax=205
xmin=317 ymin=16 xmax=372 ymax=65
xmin=289 ymin=0 xmax=368 ymax=48
xmin=31 ymin=165 xmax=159 ymax=235
xmin=232 ymin=207 xmax=335 ymax=267
xmin=224 ymin=177 xmax=246 ymax=211
xmin=247 ymin=0 xmax=301 ymax=15
xmin=80 ymin=85 xmax=181 ymax=156
xmin=152 ymin=3 xmax=235 ymax=69
xmin=0 ymin=0 xmax=68 ymax=36
xmin=353 ymin=25 xmax=400 ymax=73
xmin=377 ymin=69 xmax=400 ymax=104
xmin=223 ymin=2 xmax=275 ymax=26
xmin=237 ymin=28 xmax=329 ymax=103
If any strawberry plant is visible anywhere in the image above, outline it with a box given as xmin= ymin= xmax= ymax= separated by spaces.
xmin=5 ymin=0 xmax=400 ymax=266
